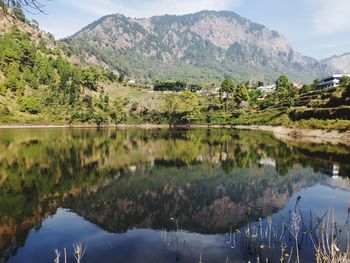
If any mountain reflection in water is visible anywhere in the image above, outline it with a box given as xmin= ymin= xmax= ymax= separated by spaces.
xmin=0 ymin=128 xmax=349 ymax=263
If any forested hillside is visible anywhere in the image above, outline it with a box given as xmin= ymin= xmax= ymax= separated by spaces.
xmin=0 ymin=6 xmax=127 ymax=125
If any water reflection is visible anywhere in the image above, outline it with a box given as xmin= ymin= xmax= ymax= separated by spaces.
xmin=0 ymin=128 xmax=349 ymax=262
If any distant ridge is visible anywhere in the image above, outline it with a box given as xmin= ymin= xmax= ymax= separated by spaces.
xmin=64 ymin=10 xmax=331 ymax=83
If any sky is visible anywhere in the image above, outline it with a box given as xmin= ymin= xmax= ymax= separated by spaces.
xmin=26 ymin=0 xmax=350 ymax=60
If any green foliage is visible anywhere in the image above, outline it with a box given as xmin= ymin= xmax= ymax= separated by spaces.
xmin=0 ymin=27 xmax=125 ymax=124
xmin=220 ymin=77 xmax=234 ymax=111
xmin=339 ymin=76 xmax=350 ymax=87
xmin=289 ymin=106 xmax=350 ymax=121
xmin=188 ymin=83 xmax=202 ymax=92
xmin=235 ymin=83 xmax=249 ymax=104
xmin=220 ymin=78 xmax=234 ymax=93
xmin=275 ymin=75 xmax=292 ymax=89
xmin=118 ymin=73 xmax=125 ymax=83
xmin=154 ymin=80 xmax=187 ymax=92
xmin=274 ymin=75 xmax=295 ymax=108
xmin=81 ymin=67 xmax=99 ymax=91
xmin=109 ymin=98 xmax=127 ymax=124
xmin=22 ymin=67 xmax=38 ymax=89
xmin=300 ymin=84 xmax=313 ymax=94
xmin=0 ymin=83 xmax=6 ymax=95
xmin=106 ymin=71 xmax=118 ymax=82
xmin=19 ymin=96 xmax=41 ymax=114
xmin=164 ymin=91 xmax=201 ymax=124
xmin=248 ymin=86 xmax=262 ymax=107
xmin=98 ymin=89 xmax=109 ymax=111
xmin=294 ymin=119 xmax=350 ymax=131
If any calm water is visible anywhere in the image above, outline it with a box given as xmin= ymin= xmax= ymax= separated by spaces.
xmin=0 ymin=128 xmax=350 ymax=263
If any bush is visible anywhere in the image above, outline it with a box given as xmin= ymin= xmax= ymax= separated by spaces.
xmin=154 ymin=80 xmax=187 ymax=92
xmin=289 ymin=106 xmax=350 ymax=121
xmin=0 ymin=83 xmax=6 ymax=95
xmin=294 ymin=119 xmax=350 ymax=131
xmin=19 ymin=97 xmax=41 ymax=114
xmin=0 ymin=106 xmax=10 ymax=116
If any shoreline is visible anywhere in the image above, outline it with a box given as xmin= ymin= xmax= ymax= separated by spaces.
xmin=0 ymin=124 xmax=349 ymax=145
xmin=0 ymin=124 xmax=231 ymax=129
xmin=233 ymin=125 xmax=350 ymax=146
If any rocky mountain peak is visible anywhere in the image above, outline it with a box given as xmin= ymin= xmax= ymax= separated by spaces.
xmin=65 ymin=10 xmax=331 ymax=82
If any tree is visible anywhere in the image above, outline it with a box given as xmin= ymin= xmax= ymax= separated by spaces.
xmin=3 ymin=63 xmax=21 ymax=91
xmin=154 ymin=80 xmax=187 ymax=92
xmin=106 ymin=71 xmax=117 ymax=82
xmin=220 ymin=77 xmax=234 ymax=112
xmin=98 ymin=89 xmax=109 ymax=111
xmin=341 ymin=78 xmax=350 ymax=97
xmin=179 ymin=91 xmax=201 ymax=124
xmin=275 ymin=75 xmax=295 ymax=108
xmin=22 ymin=67 xmax=38 ymax=88
xmin=248 ymin=86 xmax=262 ymax=108
xmin=30 ymin=19 xmax=39 ymax=29
xmin=235 ymin=83 xmax=249 ymax=105
xmin=257 ymin=81 xmax=264 ymax=87
xmin=109 ymin=98 xmax=127 ymax=124
xmin=164 ymin=91 xmax=201 ymax=125
xmin=339 ymin=76 xmax=350 ymax=87
xmin=81 ymin=68 xmax=98 ymax=91
xmin=118 ymin=73 xmax=125 ymax=83
xmin=188 ymin=83 xmax=202 ymax=93
xmin=1 ymin=1 xmax=46 ymax=14
xmin=300 ymin=84 xmax=313 ymax=94
xmin=275 ymin=75 xmax=292 ymax=89
xmin=19 ymin=96 xmax=41 ymax=114
xmin=259 ymin=94 xmax=276 ymax=110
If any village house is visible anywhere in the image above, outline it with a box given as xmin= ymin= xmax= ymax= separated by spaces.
xmin=257 ymin=84 xmax=276 ymax=94
xmin=317 ymin=74 xmax=350 ymax=89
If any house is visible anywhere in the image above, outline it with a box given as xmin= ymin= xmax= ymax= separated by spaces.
xmin=257 ymin=85 xmax=276 ymax=94
xmin=258 ymin=157 xmax=276 ymax=167
xmin=317 ymin=74 xmax=350 ymax=89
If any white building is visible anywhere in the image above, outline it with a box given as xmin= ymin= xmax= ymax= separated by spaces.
xmin=257 ymin=85 xmax=276 ymax=94
xmin=258 ymin=157 xmax=276 ymax=167
xmin=317 ymin=74 xmax=350 ymax=89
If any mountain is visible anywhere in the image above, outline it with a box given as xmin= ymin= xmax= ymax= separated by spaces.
xmin=65 ymin=10 xmax=330 ymax=83
xmin=321 ymin=53 xmax=350 ymax=74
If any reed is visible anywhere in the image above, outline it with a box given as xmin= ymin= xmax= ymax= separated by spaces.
xmin=53 ymin=243 xmax=87 ymax=263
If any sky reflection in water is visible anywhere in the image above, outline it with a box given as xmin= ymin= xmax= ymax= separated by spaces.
xmin=0 ymin=128 xmax=349 ymax=263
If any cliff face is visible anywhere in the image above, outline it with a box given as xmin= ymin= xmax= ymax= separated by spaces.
xmin=321 ymin=53 xmax=350 ymax=74
xmin=65 ymin=10 xmax=329 ymax=82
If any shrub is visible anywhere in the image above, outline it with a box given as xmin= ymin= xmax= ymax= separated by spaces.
xmin=19 ymin=97 xmax=41 ymax=114
xmin=289 ymin=106 xmax=350 ymax=121
xmin=0 ymin=83 xmax=6 ymax=96
xmin=0 ymin=106 xmax=10 ymax=116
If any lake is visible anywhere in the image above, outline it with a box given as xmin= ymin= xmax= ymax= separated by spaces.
xmin=0 ymin=128 xmax=350 ymax=263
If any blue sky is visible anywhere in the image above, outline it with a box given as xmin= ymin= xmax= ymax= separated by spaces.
xmin=26 ymin=0 xmax=350 ymax=60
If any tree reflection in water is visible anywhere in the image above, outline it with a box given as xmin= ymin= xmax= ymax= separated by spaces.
xmin=0 ymin=128 xmax=349 ymax=262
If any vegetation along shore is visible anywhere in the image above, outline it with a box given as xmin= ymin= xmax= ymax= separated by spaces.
xmin=0 ymin=4 xmax=349 ymax=132
xmin=1 ymin=1 xmax=350 ymax=263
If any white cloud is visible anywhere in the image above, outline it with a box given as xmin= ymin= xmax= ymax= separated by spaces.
xmin=311 ymin=0 xmax=350 ymax=35
xmin=63 ymin=0 xmax=241 ymax=18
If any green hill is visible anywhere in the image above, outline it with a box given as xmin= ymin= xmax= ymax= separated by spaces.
xmin=0 ymin=7 xmax=128 ymax=125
